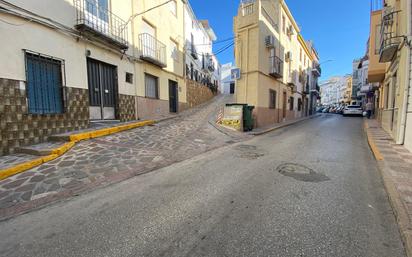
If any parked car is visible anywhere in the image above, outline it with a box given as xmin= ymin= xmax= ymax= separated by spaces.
xmin=335 ymin=106 xmax=342 ymax=114
xmin=343 ymin=105 xmax=363 ymax=116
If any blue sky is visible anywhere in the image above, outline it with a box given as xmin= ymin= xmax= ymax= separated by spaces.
xmin=190 ymin=0 xmax=371 ymax=81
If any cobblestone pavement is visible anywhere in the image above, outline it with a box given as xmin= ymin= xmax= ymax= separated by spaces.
xmin=0 ymin=96 xmax=249 ymax=217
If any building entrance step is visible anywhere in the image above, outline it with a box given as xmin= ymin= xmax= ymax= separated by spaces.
xmin=15 ymin=142 xmax=69 ymax=156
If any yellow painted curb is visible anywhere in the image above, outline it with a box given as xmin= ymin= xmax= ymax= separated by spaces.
xmin=364 ymin=121 xmax=384 ymax=161
xmin=0 ymin=120 xmax=155 ymax=181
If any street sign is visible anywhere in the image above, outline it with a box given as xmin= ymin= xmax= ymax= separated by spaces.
xmin=231 ymin=68 xmax=241 ymax=80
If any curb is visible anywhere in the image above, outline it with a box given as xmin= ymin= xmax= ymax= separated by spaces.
xmin=0 ymin=120 xmax=155 ymax=181
xmin=248 ymin=114 xmax=321 ymax=136
xmin=363 ymin=121 xmax=384 ymax=161
xmin=364 ymin=121 xmax=412 ymax=257
xmin=377 ymin=162 xmax=412 ymax=257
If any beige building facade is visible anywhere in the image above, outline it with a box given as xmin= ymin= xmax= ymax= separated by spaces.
xmin=233 ymin=0 xmax=320 ymax=128
xmin=368 ymin=0 xmax=412 ymax=152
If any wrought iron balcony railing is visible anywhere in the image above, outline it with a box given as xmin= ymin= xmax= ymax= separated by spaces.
xmin=379 ymin=6 xmax=402 ymax=62
xmin=138 ymin=33 xmax=167 ymax=68
xmin=74 ymin=0 xmax=128 ymax=50
xmin=269 ymin=56 xmax=283 ymax=79
xmin=312 ymin=62 xmax=321 ymax=77
xmin=191 ymin=43 xmax=199 ymax=60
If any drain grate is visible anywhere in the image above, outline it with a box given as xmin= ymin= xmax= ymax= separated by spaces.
xmin=276 ymin=163 xmax=330 ymax=183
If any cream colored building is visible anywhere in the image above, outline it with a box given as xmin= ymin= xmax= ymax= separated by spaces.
xmin=233 ymin=0 xmax=319 ymax=128
xmin=368 ymin=0 xmax=412 ymax=152
xmin=0 ymin=0 xmax=218 ymax=155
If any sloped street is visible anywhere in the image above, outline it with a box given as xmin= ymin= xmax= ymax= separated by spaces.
xmin=0 ymin=114 xmax=405 ymax=257
xmin=0 ymin=95 xmax=248 ymax=218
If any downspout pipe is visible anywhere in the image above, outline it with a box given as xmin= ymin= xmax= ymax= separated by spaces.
xmin=400 ymin=0 xmax=412 ymax=145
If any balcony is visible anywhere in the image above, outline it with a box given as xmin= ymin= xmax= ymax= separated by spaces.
xmin=235 ymin=1 xmax=258 ymax=29
xmin=191 ymin=44 xmax=199 ymax=60
xmin=287 ymin=70 xmax=297 ymax=90
xmin=138 ymin=33 xmax=167 ymax=68
xmin=269 ymin=56 xmax=283 ymax=79
xmin=312 ymin=62 xmax=321 ymax=77
xmin=379 ymin=7 xmax=402 ymax=63
xmin=74 ymin=0 xmax=128 ymax=50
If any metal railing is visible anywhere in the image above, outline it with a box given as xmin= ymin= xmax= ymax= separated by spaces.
xmin=240 ymin=0 xmax=255 ymax=16
xmin=312 ymin=61 xmax=321 ymax=76
xmin=74 ymin=0 xmax=128 ymax=48
xmin=191 ymin=43 xmax=198 ymax=59
xmin=138 ymin=33 xmax=167 ymax=68
xmin=269 ymin=56 xmax=283 ymax=78
xmin=379 ymin=6 xmax=402 ymax=62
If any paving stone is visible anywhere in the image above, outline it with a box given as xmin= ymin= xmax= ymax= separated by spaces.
xmin=15 ymin=184 xmax=36 ymax=192
xmin=30 ymin=175 xmax=46 ymax=183
xmin=58 ymin=161 xmax=75 ymax=167
xmin=16 ymin=172 xmax=36 ymax=179
xmin=0 ymin=195 xmax=19 ymax=208
xmin=20 ymin=191 xmax=32 ymax=201
xmin=2 ymin=179 xmax=28 ymax=189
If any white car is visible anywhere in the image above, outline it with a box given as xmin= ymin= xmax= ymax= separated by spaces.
xmin=343 ymin=105 xmax=363 ymax=116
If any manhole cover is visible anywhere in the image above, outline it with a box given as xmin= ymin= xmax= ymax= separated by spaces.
xmin=276 ymin=163 xmax=330 ymax=183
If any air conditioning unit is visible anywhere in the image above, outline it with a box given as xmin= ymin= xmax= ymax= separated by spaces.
xmin=265 ymin=35 xmax=275 ymax=48
xmin=285 ymin=51 xmax=292 ymax=62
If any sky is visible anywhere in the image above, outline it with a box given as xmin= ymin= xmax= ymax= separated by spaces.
xmin=189 ymin=0 xmax=372 ymax=81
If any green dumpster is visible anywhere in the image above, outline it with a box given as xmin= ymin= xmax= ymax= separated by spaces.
xmin=225 ymin=104 xmax=254 ymax=131
xmin=243 ymin=105 xmax=255 ymax=132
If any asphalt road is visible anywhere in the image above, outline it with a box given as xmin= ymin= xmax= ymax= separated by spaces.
xmin=0 ymin=114 xmax=405 ymax=257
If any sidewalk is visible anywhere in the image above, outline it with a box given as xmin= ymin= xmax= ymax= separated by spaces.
xmin=0 ymin=95 xmax=245 ymax=220
xmin=365 ymin=119 xmax=412 ymax=257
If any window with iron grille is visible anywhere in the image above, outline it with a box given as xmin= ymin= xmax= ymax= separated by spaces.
xmin=25 ymin=52 xmax=64 ymax=114
xmin=145 ymin=73 xmax=159 ymax=99
xmin=126 ymin=72 xmax=133 ymax=84
xmin=289 ymin=97 xmax=294 ymax=110
xmin=298 ymin=98 xmax=302 ymax=111
xmin=269 ymin=89 xmax=277 ymax=109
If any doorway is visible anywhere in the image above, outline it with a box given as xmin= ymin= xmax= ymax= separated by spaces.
xmin=230 ymin=82 xmax=235 ymax=94
xmin=87 ymin=58 xmax=118 ymax=120
xmin=169 ymin=80 xmax=178 ymax=113
xmin=282 ymin=91 xmax=287 ymax=119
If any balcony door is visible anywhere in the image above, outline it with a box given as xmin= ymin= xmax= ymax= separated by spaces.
xmin=84 ymin=0 xmax=109 ymax=33
xmin=141 ymin=20 xmax=157 ymax=59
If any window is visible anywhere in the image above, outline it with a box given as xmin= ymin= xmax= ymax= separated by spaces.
xmin=170 ymin=39 xmax=178 ymax=61
xmin=86 ymin=0 xmax=109 ymax=22
xmin=25 ymin=52 xmax=64 ymax=114
xmin=145 ymin=73 xmax=159 ymax=99
xmin=269 ymin=89 xmax=277 ymax=109
xmin=169 ymin=0 xmax=177 ymax=16
xmin=289 ymin=97 xmax=294 ymax=110
xmin=300 ymin=49 xmax=302 ymax=62
xmin=142 ymin=20 xmax=156 ymax=37
xmin=298 ymin=98 xmax=302 ymax=111
xmin=126 ymin=72 xmax=133 ymax=84
xmin=282 ymin=16 xmax=286 ymax=34
xmin=384 ymin=84 xmax=390 ymax=109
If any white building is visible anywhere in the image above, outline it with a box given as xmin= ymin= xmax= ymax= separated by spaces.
xmin=220 ymin=63 xmax=236 ymax=94
xmin=320 ymin=76 xmax=348 ymax=106
xmin=184 ymin=6 xmax=220 ymax=90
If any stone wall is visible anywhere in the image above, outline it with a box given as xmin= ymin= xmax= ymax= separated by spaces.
xmin=117 ymin=94 xmax=136 ymax=122
xmin=186 ymin=80 xmax=216 ymax=108
xmin=0 ymin=78 xmax=89 ymax=155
